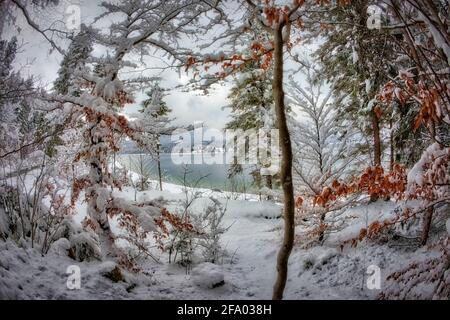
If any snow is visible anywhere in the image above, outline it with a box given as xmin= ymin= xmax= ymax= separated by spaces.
xmin=365 ymin=79 xmax=372 ymax=94
xmin=2 ymin=0 xmax=449 ymax=302
xmin=0 ymin=208 xmax=9 ymax=237
xmin=1 ymin=175 xmax=445 ymax=300
xmin=227 ymin=200 xmax=281 ymax=219
xmin=352 ymin=46 xmax=359 ymax=64
xmin=0 ymin=240 xmax=136 ymax=299
xmin=407 ymin=143 xmax=448 ymax=190
xmin=419 ymin=12 xmax=450 ymax=65
xmin=0 ymin=156 xmax=447 ymax=300
xmin=48 ymin=238 xmax=71 ymax=256
xmin=328 ymin=200 xmax=395 ymax=243
xmin=191 ymin=263 xmax=225 ymax=289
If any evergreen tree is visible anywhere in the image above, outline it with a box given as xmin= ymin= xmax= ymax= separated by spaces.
xmin=49 ymin=25 xmax=93 ymax=158
xmin=138 ymin=82 xmax=172 ymax=191
xmin=309 ymin=0 xmax=430 ymax=170
xmin=225 ymin=60 xmax=277 ymax=198
xmin=288 ymin=61 xmax=358 ymax=242
xmin=140 ymin=83 xmax=171 ymax=118
xmin=289 ymin=63 xmax=355 ymax=197
xmin=0 ymin=37 xmax=34 ymax=107
xmin=53 ymin=25 xmax=92 ymax=96
xmin=0 ymin=39 xmax=60 ymax=159
xmin=309 ymin=1 xmax=396 ymax=169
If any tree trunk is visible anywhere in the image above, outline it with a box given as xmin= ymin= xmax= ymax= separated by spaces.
xmin=385 ymin=119 xmax=394 ymax=201
xmin=265 ymin=174 xmax=273 ymax=200
xmin=372 ymin=107 xmax=382 ymax=167
xmin=89 ymin=160 xmax=116 ymax=258
xmin=157 ymin=143 xmax=163 ymax=191
xmin=113 ymin=152 xmax=116 ymax=176
xmin=389 ymin=118 xmax=394 ymax=172
xmin=88 ymin=116 xmax=116 ymax=258
xmin=318 ymin=211 xmax=326 ymax=243
xmin=272 ymin=27 xmax=295 ymax=300
xmin=421 ymin=206 xmax=434 ymax=246
xmin=370 ymin=107 xmax=382 ymax=202
xmin=140 ymin=155 xmax=145 ymax=191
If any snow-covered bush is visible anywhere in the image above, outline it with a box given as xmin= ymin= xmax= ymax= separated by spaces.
xmin=68 ymin=230 xmax=102 ymax=262
xmin=154 ymin=184 xmax=229 ymax=270
xmin=48 ymin=237 xmax=71 ymax=256
xmin=194 ymin=197 xmax=229 ymax=264
xmin=156 ymin=201 xmax=229 ymax=268
xmin=379 ymin=238 xmax=450 ymax=300
xmin=0 ymin=160 xmax=74 ymax=254
xmin=154 ymin=207 xmax=197 ymax=268
xmin=112 ymin=198 xmax=164 ymax=270
xmin=294 ymin=197 xmax=353 ymax=247
xmin=191 ymin=262 xmax=225 ymax=289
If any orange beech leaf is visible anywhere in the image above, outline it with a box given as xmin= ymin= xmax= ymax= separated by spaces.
xmin=374 ymin=105 xmax=383 ymax=119
xmin=358 ymin=228 xmax=367 ymax=241
xmin=295 ymin=196 xmax=304 ymax=208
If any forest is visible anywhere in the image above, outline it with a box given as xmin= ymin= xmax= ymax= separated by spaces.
xmin=0 ymin=0 xmax=449 ymax=300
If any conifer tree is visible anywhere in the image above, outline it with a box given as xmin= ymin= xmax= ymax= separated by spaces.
xmin=226 ymin=60 xmax=277 ymax=198
xmin=53 ymin=25 xmax=92 ymax=96
xmin=138 ymin=82 xmax=172 ymax=191
xmin=309 ymin=1 xmax=395 ymax=169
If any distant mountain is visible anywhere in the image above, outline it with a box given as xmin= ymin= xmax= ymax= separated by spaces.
xmin=119 ymin=128 xmax=219 ymax=154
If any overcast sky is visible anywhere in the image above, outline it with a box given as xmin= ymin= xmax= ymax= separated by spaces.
xmin=6 ymin=0 xmax=235 ymax=130
xmin=6 ymin=0 xmax=314 ymax=130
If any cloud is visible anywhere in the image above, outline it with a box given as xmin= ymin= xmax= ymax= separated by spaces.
xmin=7 ymin=1 xmax=233 ymax=130
xmin=124 ymin=82 xmax=231 ymax=130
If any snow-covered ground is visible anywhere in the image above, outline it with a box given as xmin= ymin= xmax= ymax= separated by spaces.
xmin=3 ymin=176 xmax=443 ymax=300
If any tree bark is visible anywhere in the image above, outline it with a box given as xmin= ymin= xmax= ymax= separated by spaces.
xmin=88 ymin=116 xmax=116 ymax=258
xmin=389 ymin=118 xmax=394 ymax=172
xmin=370 ymin=107 xmax=382 ymax=202
xmin=421 ymin=206 xmax=434 ymax=246
xmin=140 ymin=155 xmax=145 ymax=191
xmin=265 ymin=174 xmax=273 ymax=200
xmin=272 ymin=27 xmax=295 ymax=300
xmin=318 ymin=211 xmax=326 ymax=243
xmin=113 ymin=152 xmax=116 ymax=176
xmin=372 ymin=108 xmax=382 ymax=167
xmin=157 ymin=143 xmax=163 ymax=191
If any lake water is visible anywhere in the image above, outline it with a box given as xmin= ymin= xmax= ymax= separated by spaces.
xmin=118 ymin=153 xmax=257 ymax=192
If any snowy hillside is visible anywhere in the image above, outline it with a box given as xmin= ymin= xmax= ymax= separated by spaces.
xmin=1 ymin=181 xmax=448 ymax=299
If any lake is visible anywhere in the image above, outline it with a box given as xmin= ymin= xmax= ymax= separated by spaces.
xmin=118 ymin=153 xmax=257 ymax=193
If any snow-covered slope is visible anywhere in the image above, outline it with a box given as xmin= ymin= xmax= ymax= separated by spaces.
xmin=0 ymin=184 xmax=447 ymax=300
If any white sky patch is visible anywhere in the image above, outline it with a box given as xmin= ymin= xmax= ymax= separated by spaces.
xmin=6 ymin=0 xmax=313 ymax=131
